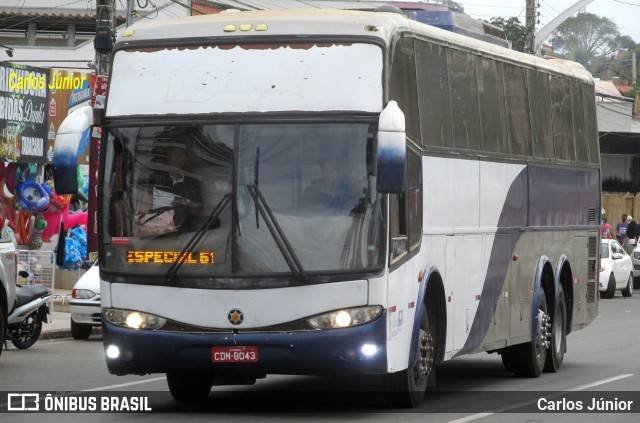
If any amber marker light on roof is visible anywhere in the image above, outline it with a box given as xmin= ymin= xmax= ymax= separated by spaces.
xmin=239 ymin=24 xmax=252 ymax=31
xmin=255 ymin=24 xmax=268 ymax=31
xmin=223 ymin=24 xmax=237 ymax=32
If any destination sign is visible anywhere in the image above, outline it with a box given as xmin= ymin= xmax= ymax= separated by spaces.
xmin=126 ymin=251 xmax=214 ymax=264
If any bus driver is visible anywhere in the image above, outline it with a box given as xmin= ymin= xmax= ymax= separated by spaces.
xmin=138 ymin=145 xmax=203 ymax=231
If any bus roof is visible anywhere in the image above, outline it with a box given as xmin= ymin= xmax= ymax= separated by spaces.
xmin=117 ymin=9 xmax=593 ymax=84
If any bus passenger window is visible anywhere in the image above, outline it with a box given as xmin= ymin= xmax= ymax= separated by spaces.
xmin=389 ymin=192 xmax=407 ymax=261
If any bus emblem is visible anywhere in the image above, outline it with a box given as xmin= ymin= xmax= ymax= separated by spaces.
xmin=228 ymin=308 xmax=244 ymax=326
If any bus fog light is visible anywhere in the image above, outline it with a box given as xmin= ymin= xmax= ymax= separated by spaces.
xmin=343 ymin=349 xmax=357 ymax=360
xmin=361 ymin=344 xmax=377 ymax=357
xmin=106 ymin=345 xmax=120 ymax=359
xmin=121 ymin=349 xmax=135 ymax=362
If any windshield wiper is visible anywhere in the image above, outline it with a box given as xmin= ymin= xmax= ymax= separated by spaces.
xmin=164 ymin=193 xmax=232 ymax=282
xmin=246 ymin=184 xmax=307 ymax=282
xmin=246 ymin=147 xmax=307 ymax=282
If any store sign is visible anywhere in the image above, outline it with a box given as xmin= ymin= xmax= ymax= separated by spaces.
xmin=47 ymin=70 xmax=95 ymax=163
xmin=68 ymin=77 xmax=92 ymax=113
xmin=0 ymin=63 xmax=49 ymax=163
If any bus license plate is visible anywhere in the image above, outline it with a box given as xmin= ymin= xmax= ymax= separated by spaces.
xmin=212 ymin=346 xmax=258 ymax=363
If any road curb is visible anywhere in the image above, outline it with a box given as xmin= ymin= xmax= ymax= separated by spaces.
xmin=40 ymin=327 xmax=102 ymax=340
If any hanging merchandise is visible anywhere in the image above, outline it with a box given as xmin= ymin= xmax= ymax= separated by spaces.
xmin=59 ymin=225 xmax=87 ymax=270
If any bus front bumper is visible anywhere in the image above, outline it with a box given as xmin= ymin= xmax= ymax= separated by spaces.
xmin=102 ymin=311 xmax=388 ymax=376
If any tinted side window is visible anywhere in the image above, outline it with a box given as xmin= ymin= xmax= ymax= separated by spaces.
xmin=527 ymin=70 xmax=553 ymax=159
xmin=389 ymin=192 xmax=407 ymax=262
xmin=582 ymin=84 xmax=599 ymax=164
xmin=550 ymin=76 xmax=575 ymax=161
xmin=416 ymin=41 xmax=453 ymax=148
xmin=503 ymin=64 xmax=532 ymax=156
xmin=407 ymin=150 xmax=422 ymax=250
xmin=571 ymin=81 xmax=588 ymax=163
xmin=447 ymin=49 xmax=482 ymax=151
xmin=477 ymin=57 xmax=508 ymax=153
xmin=389 ymin=37 xmax=420 ymax=145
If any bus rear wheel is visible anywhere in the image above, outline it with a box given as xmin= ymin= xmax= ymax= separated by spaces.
xmin=0 ymin=303 xmax=4 ymax=356
xmin=384 ymin=306 xmax=434 ymax=408
xmin=504 ymin=287 xmax=550 ymax=378
xmin=166 ymin=372 xmax=213 ymax=401
xmin=544 ymin=285 xmax=566 ymax=373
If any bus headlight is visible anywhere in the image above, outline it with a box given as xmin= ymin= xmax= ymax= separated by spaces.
xmin=307 ymin=306 xmax=382 ymax=329
xmin=104 ymin=308 xmax=167 ymax=330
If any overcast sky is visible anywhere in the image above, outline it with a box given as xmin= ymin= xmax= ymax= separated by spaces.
xmin=457 ymin=0 xmax=640 ymax=43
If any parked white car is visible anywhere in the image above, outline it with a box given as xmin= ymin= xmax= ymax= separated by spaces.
xmin=599 ymin=239 xmax=633 ymax=299
xmin=631 ymin=243 xmax=640 ymax=289
xmin=70 ymin=264 xmax=101 ymax=339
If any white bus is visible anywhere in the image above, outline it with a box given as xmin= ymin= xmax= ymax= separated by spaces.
xmin=56 ymin=9 xmax=600 ymax=407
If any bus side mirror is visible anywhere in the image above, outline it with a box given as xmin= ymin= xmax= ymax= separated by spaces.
xmin=53 ymin=106 xmax=93 ymax=194
xmin=376 ymin=101 xmax=406 ymax=194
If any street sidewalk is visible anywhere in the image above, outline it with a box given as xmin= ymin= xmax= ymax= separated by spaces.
xmin=40 ymin=289 xmax=102 ymax=340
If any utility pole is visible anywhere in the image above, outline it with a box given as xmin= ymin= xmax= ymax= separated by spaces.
xmin=633 ymin=52 xmax=637 ymax=88
xmin=95 ymin=0 xmax=116 ymax=76
xmin=633 ymin=52 xmax=638 ymax=119
xmin=534 ymin=0 xmax=596 ymax=54
xmin=87 ymin=0 xmax=116 ymax=255
xmin=524 ymin=0 xmax=536 ymax=53
xmin=126 ymin=0 xmax=136 ymax=27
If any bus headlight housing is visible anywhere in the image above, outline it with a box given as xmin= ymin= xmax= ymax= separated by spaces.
xmin=307 ymin=306 xmax=382 ymax=329
xmin=104 ymin=308 xmax=167 ymax=330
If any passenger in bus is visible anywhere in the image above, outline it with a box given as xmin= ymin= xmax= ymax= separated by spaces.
xmin=302 ymin=158 xmax=361 ymax=212
xmin=138 ymin=145 xmax=203 ymax=230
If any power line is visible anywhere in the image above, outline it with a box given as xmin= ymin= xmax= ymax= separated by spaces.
xmin=0 ymin=0 xmax=91 ymax=31
xmin=541 ymin=0 xmax=561 ymax=15
xmin=612 ymin=0 xmax=640 ymax=6
xmin=459 ymin=2 xmax=524 ymax=8
xmin=597 ymin=103 xmax=640 ymax=127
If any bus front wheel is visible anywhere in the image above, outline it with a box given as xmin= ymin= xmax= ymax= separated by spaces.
xmin=166 ymin=372 xmax=213 ymax=401
xmin=384 ymin=306 xmax=434 ymax=408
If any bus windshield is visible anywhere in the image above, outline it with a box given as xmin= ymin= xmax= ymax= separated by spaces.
xmin=101 ymin=122 xmax=384 ymax=281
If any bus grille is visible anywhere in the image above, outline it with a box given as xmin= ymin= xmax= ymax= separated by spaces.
xmin=588 ymin=235 xmax=598 ymax=256
xmin=586 ymin=274 xmax=597 ymax=303
xmin=586 ymin=233 xmax=598 ymax=303
xmin=587 ymin=259 xmax=596 ymax=281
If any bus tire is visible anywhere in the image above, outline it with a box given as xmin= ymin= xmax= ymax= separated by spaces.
xmin=500 ymin=348 xmax=517 ymax=373
xmin=0 ymin=302 xmax=4 ymax=356
xmin=166 ymin=372 xmax=212 ymax=401
xmin=384 ymin=306 xmax=433 ymax=408
xmin=510 ymin=286 xmax=549 ymax=378
xmin=544 ymin=285 xmax=566 ymax=373
xmin=71 ymin=320 xmax=93 ymax=340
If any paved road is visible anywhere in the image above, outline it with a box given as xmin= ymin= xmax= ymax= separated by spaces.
xmin=1 ymin=294 xmax=639 ymax=422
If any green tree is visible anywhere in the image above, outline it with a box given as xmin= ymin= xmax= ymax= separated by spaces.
xmin=486 ymin=17 xmax=525 ymax=52
xmin=432 ymin=0 xmax=464 ymax=13
xmin=550 ymin=13 xmax=622 ymax=66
